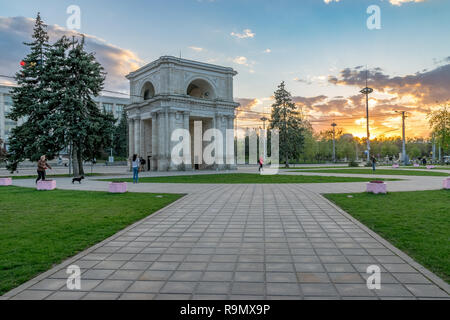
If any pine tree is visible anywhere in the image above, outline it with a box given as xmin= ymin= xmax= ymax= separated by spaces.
xmin=269 ymin=81 xmax=304 ymax=167
xmin=7 ymin=14 xmax=115 ymax=175
xmin=0 ymin=138 xmax=6 ymax=163
xmin=113 ymin=110 xmax=128 ymax=158
xmin=6 ymin=13 xmax=58 ymax=172
xmin=57 ymin=35 xmax=115 ymax=176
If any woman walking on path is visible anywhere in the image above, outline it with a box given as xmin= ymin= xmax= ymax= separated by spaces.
xmin=132 ymin=154 xmax=140 ymax=184
xmin=371 ymin=155 xmax=377 ymax=172
xmin=36 ymin=155 xmax=52 ymax=183
xmin=258 ymin=156 xmax=264 ymax=172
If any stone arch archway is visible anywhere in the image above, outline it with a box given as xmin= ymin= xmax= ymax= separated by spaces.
xmin=140 ymin=81 xmax=155 ymax=100
xmin=186 ymin=78 xmax=216 ymax=99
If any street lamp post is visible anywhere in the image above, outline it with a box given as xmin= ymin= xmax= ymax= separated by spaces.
xmin=260 ymin=116 xmax=268 ymax=161
xmin=360 ymin=85 xmax=373 ymax=163
xmin=395 ymin=111 xmax=408 ymax=165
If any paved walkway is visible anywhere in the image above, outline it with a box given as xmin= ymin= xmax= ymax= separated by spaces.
xmin=2 ymin=171 xmax=449 ymax=300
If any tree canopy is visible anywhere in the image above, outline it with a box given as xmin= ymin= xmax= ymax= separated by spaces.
xmin=6 ymin=13 xmax=115 ymax=175
xmin=269 ymin=81 xmax=304 ymax=167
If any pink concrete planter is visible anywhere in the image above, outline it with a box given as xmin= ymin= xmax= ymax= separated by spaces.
xmin=392 ymin=164 xmax=399 ymax=168
xmin=366 ymin=181 xmax=387 ymax=194
xmin=109 ymin=182 xmax=127 ymax=193
xmin=443 ymin=178 xmax=450 ymax=190
xmin=426 ymin=165 xmax=435 ymax=169
xmin=37 ymin=180 xmax=56 ymax=190
xmin=0 ymin=177 xmax=12 ymax=186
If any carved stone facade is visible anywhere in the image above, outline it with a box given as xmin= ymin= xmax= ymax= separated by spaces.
xmin=125 ymin=56 xmax=239 ymax=171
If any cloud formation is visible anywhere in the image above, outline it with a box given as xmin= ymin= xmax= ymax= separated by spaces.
xmin=0 ymin=16 xmax=143 ymax=93
xmin=324 ymin=0 xmax=426 ymax=5
xmin=237 ymin=61 xmax=449 ymax=138
xmin=188 ymin=46 xmax=204 ymax=52
xmin=389 ymin=0 xmax=426 ymax=6
xmin=233 ymin=56 xmax=249 ymax=66
xmin=328 ymin=64 xmax=450 ymax=105
xmin=230 ymin=29 xmax=255 ymax=39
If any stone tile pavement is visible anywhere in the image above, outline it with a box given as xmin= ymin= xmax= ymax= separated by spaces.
xmin=2 ymin=182 xmax=449 ymax=300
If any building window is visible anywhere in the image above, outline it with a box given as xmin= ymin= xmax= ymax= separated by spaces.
xmin=4 ymin=95 xmax=13 ymax=115
xmin=115 ymin=104 xmax=124 ymax=118
xmin=103 ymin=103 xmax=113 ymax=114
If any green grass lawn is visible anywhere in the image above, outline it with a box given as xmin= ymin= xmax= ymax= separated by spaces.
xmin=408 ymin=166 xmax=450 ymax=170
xmin=324 ymin=190 xmax=450 ymax=283
xmin=102 ymin=173 xmax=397 ymax=184
xmin=279 ymin=166 xmax=350 ymax=169
xmin=0 ymin=186 xmax=183 ymax=295
xmin=291 ymin=168 xmax=449 ymax=176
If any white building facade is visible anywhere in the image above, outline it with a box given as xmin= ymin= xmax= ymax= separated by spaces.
xmin=126 ymin=56 xmax=239 ymax=171
xmin=0 ymin=84 xmax=129 ymax=150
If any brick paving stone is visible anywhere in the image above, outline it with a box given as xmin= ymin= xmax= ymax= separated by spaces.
xmin=160 ymin=281 xmax=198 ymax=294
xmin=127 ymin=281 xmax=165 ymax=293
xmin=108 ymin=270 xmax=144 ymax=280
xmin=169 ymin=271 xmax=203 ymax=282
xmin=46 ymin=291 xmax=86 ymax=300
xmin=119 ymin=293 xmax=156 ymax=300
xmin=82 ymin=292 xmax=121 ymax=300
xmin=231 ymin=282 xmax=265 ymax=295
xmin=93 ymin=280 xmax=133 ymax=292
xmin=196 ymin=282 xmax=231 ymax=295
xmin=301 ymin=283 xmax=338 ymax=297
xmin=234 ymin=272 xmax=264 ymax=282
xmin=266 ymin=283 xmax=301 ymax=296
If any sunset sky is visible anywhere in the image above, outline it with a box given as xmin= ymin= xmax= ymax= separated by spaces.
xmin=1 ymin=0 xmax=449 ymax=138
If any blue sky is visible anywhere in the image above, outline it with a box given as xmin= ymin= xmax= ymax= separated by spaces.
xmin=1 ymin=0 xmax=449 ymax=136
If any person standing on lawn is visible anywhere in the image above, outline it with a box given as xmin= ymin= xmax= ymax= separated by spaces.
xmin=36 ymin=155 xmax=52 ymax=183
xmin=371 ymin=155 xmax=377 ymax=172
xmin=132 ymin=154 xmax=140 ymax=184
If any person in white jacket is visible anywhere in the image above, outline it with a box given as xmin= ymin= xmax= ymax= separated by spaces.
xmin=132 ymin=154 xmax=140 ymax=183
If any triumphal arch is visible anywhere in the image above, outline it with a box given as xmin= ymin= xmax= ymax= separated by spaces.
xmin=126 ymin=56 xmax=239 ymax=171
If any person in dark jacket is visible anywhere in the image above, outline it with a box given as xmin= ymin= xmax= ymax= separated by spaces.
xmin=370 ymin=155 xmax=377 ymax=172
xmin=36 ymin=155 xmax=52 ymax=183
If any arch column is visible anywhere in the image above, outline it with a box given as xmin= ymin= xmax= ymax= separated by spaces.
xmin=151 ymin=112 xmax=158 ymax=171
xmin=227 ymin=115 xmax=236 ymax=168
xmin=134 ymin=117 xmax=141 ymax=156
xmin=168 ymin=110 xmax=176 ymax=170
xmin=183 ymin=111 xmax=191 ymax=170
xmin=157 ymin=110 xmax=169 ymax=170
xmin=139 ymin=118 xmax=145 ymax=158
xmin=128 ymin=118 xmax=135 ymax=159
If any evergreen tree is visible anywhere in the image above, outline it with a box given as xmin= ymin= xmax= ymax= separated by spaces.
xmin=113 ymin=110 xmax=129 ymax=158
xmin=269 ymin=81 xmax=304 ymax=167
xmin=50 ymin=35 xmax=115 ymax=176
xmin=6 ymin=13 xmax=58 ymax=172
xmin=0 ymin=138 xmax=6 ymax=163
xmin=7 ymin=14 xmax=115 ymax=175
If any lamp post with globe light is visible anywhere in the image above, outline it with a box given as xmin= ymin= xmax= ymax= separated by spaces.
xmin=260 ymin=116 xmax=268 ymax=161
xmin=360 ymin=74 xmax=373 ymax=163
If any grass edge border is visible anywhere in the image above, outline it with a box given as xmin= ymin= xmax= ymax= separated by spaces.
xmin=321 ymin=192 xmax=450 ymax=294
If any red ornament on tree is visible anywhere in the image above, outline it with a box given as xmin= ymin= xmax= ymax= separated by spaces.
xmin=20 ymin=60 xmax=26 ymax=66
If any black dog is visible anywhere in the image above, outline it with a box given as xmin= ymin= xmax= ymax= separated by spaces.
xmin=72 ymin=176 xmax=85 ymax=184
